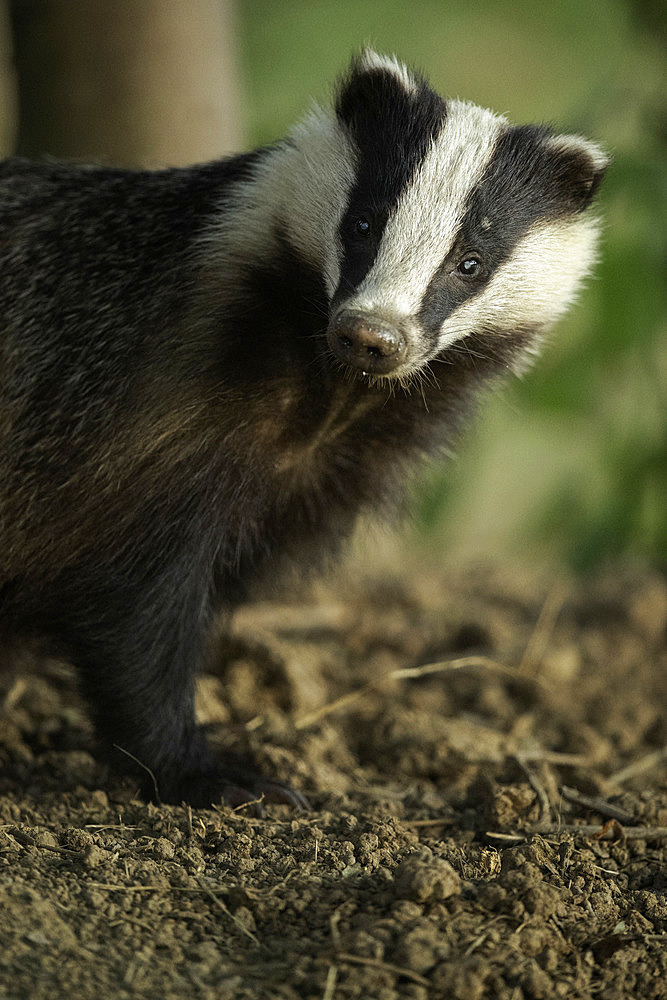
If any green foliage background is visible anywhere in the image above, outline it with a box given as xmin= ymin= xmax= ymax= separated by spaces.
xmin=239 ymin=0 xmax=665 ymax=570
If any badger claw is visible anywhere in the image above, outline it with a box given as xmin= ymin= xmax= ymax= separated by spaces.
xmin=221 ymin=779 xmax=310 ymax=816
xmin=152 ymin=762 xmax=310 ymax=814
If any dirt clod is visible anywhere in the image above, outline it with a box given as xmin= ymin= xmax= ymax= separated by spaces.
xmin=393 ymin=850 xmax=461 ymax=902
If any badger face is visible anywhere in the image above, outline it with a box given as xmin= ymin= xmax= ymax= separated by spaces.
xmin=307 ymin=51 xmax=608 ymax=380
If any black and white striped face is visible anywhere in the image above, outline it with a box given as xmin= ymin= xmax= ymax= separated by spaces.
xmin=300 ymin=51 xmax=608 ymax=380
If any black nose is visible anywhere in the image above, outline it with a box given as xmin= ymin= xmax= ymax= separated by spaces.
xmin=328 ymin=310 xmax=408 ymax=375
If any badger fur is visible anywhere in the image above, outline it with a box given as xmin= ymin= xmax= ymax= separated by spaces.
xmin=0 ymin=52 xmax=607 ymax=808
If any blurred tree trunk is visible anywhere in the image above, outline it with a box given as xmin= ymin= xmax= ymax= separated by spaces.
xmin=9 ymin=0 xmax=244 ymax=167
xmin=0 ymin=0 xmax=17 ymax=154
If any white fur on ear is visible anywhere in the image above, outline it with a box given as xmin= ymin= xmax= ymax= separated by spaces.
xmin=358 ymin=49 xmax=419 ymax=94
xmin=545 ymin=133 xmax=610 ymax=174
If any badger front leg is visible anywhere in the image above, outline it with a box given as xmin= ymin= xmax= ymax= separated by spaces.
xmin=50 ymin=568 xmax=307 ymax=810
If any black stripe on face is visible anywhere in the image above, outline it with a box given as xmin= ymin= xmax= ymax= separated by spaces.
xmin=419 ymin=124 xmax=603 ymax=338
xmin=333 ymin=63 xmax=447 ymax=303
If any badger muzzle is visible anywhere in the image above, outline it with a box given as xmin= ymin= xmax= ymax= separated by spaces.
xmin=328 ymin=309 xmax=408 ymax=376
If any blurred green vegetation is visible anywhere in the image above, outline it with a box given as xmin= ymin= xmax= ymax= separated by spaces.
xmin=239 ymin=0 xmax=665 ymax=570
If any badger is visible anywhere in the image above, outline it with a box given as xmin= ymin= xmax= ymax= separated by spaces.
xmin=0 ymin=51 xmax=607 ymax=809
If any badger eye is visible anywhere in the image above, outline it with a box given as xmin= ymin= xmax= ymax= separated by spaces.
xmin=458 ymin=256 xmax=481 ymax=276
xmin=354 ymin=216 xmax=371 ymax=237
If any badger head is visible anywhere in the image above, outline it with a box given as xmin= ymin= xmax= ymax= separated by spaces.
xmin=284 ymin=50 xmax=608 ymax=381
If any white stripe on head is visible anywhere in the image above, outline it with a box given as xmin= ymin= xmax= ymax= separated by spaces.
xmin=343 ymin=100 xmax=506 ymax=319
xmin=436 ymin=214 xmax=601 ymax=352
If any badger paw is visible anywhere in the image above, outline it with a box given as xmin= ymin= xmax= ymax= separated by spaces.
xmin=152 ymin=761 xmax=310 ymax=815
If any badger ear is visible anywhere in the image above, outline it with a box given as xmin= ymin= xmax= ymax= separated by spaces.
xmin=544 ymin=133 xmax=610 ymax=211
xmin=357 ymin=49 xmax=418 ymax=91
xmin=335 ymin=50 xmax=418 ymax=126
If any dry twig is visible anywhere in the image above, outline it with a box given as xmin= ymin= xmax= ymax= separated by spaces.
xmin=605 ymin=748 xmax=667 ymax=788
xmin=514 ymin=755 xmax=553 ymax=824
xmin=197 ymin=879 xmax=260 ymax=945
xmin=295 ymin=655 xmax=539 ymax=730
xmin=336 ymin=952 xmax=430 ymax=988
xmin=486 ymin=824 xmax=667 ymax=843
xmin=519 ymin=581 xmax=569 ymax=675
xmin=560 ymin=785 xmax=636 ymax=824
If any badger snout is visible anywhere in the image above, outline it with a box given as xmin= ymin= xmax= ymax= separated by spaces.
xmin=328 ymin=310 xmax=408 ymax=375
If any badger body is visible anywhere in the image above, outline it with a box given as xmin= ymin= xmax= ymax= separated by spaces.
xmin=0 ymin=53 xmax=607 ymax=807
